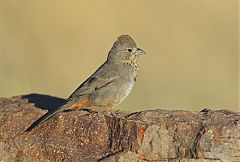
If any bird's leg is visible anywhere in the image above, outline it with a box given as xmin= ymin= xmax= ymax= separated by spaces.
xmin=97 ymin=106 xmax=115 ymax=116
xmin=100 ymin=106 xmax=130 ymax=120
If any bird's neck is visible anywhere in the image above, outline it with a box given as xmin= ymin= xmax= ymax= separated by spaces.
xmin=122 ymin=55 xmax=139 ymax=70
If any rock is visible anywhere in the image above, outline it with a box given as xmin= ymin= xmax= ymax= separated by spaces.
xmin=0 ymin=94 xmax=239 ymax=162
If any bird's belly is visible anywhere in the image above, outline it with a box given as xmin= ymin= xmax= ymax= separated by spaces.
xmin=115 ymin=80 xmax=134 ymax=104
xmin=90 ymin=79 xmax=135 ymax=106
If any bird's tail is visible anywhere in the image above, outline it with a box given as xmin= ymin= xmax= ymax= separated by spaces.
xmin=24 ymin=104 xmax=68 ymax=132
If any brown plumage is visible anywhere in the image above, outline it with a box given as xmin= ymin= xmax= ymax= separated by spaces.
xmin=25 ymin=35 xmax=145 ymax=132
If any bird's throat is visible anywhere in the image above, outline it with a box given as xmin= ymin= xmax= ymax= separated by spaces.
xmin=123 ymin=55 xmax=139 ymax=70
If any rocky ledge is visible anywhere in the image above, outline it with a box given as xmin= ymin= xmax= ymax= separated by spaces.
xmin=0 ymin=94 xmax=239 ymax=162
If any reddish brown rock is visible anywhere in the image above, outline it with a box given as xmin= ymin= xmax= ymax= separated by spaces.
xmin=0 ymin=94 xmax=239 ymax=162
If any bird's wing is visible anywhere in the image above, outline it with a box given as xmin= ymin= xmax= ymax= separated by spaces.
xmin=25 ymin=70 xmax=118 ymax=132
xmin=68 ymin=63 xmax=119 ymax=99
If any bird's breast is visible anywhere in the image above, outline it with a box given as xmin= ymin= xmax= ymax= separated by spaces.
xmin=114 ymin=66 xmax=138 ymax=104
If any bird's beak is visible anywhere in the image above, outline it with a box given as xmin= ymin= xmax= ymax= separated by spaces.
xmin=136 ymin=48 xmax=145 ymax=55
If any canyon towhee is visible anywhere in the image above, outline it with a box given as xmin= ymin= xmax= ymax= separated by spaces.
xmin=25 ymin=35 xmax=145 ymax=132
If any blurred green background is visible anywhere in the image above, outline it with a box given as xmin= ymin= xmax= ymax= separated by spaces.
xmin=0 ymin=0 xmax=238 ymax=111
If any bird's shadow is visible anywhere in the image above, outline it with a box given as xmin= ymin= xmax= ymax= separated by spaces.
xmin=21 ymin=93 xmax=67 ymax=111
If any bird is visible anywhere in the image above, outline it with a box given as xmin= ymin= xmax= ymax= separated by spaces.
xmin=25 ymin=35 xmax=145 ymax=132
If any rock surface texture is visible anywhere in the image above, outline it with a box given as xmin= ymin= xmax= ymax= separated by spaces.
xmin=0 ymin=94 xmax=239 ymax=162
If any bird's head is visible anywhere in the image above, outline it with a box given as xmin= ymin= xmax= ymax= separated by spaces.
xmin=107 ymin=35 xmax=145 ymax=65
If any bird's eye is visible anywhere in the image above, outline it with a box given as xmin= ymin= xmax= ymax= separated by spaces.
xmin=127 ymin=48 xmax=132 ymax=52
